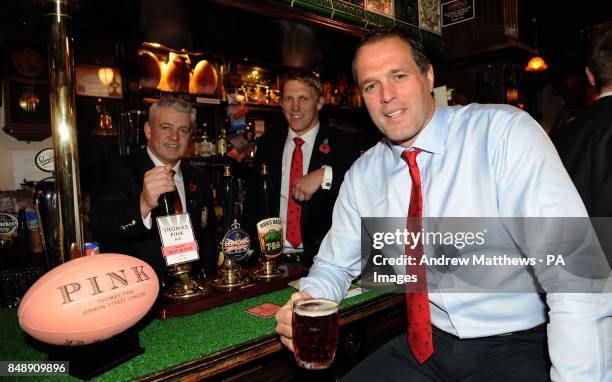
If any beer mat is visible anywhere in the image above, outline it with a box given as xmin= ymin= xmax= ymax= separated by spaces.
xmin=287 ymin=280 xmax=368 ymax=299
xmin=247 ymin=303 xmax=282 ymax=318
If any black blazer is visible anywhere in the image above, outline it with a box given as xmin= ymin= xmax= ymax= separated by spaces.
xmin=552 ymin=96 xmax=612 ymax=216
xmin=244 ymin=124 xmax=360 ymax=265
xmin=90 ymin=149 xmax=217 ymax=284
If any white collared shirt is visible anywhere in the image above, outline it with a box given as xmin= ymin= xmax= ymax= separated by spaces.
xmin=142 ymin=147 xmax=186 ymax=229
xmin=300 ymin=104 xmax=612 ymax=381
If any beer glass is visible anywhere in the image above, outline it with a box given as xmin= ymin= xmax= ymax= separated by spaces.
xmin=292 ymin=298 xmax=339 ymax=370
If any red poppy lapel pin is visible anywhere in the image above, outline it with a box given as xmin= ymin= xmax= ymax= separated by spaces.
xmin=319 ymin=138 xmax=331 ymax=154
xmin=189 ymin=182 xmax=198 ymax=193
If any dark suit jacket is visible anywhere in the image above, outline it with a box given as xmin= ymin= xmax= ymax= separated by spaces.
xmin=90 ymin=149 xmax=217 ymax=284
xmin=552 ymin=96 xmax=612 ymax=216
xmin=244 ymin=124 xmax=360 ymax=265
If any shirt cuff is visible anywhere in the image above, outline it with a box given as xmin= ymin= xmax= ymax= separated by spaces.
xmin=321 ymin=165 xmax=333 ymax=190
xmin=142 ymin=213 xmax=152 ymax=229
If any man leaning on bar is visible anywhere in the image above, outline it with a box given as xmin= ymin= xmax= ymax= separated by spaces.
xmin=275 ymin=27 xmax=612 ymax=381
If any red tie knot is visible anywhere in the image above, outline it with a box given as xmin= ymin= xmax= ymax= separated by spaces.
xmin=169 ymin=169 xmax=176 ymax=177
xmin=402 ymin=148 xmax=421 ymax=169
xmin=294 ymin=137 xmax=305 ymax=147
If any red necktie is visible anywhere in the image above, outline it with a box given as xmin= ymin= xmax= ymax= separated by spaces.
xmin=169 ymin=169 xmax=183 ymax=214
xmin=402 ymin=148 xmax=433 ymax=364
xmin=286 ymin=137 xmax=304 ymax=248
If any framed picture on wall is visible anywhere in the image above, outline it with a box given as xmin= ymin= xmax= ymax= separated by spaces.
xmin=2 ymin=42 xmax=51 ymax=141
xmin=75 ymin=65 xmax=123 ymax=99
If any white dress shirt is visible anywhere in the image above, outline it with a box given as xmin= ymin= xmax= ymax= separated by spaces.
xmin=300 ymin=104 xmax=612 ymax=381
xmin=142 ymin=146 xmax=186 ymax=229
xmin=280 ymin=123 xmax=332 ymax=252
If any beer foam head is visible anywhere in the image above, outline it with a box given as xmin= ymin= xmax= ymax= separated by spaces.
xmin=294 ymin=298 xmax=338 ymax=317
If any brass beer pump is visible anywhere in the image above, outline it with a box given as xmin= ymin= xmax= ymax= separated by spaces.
xmin=253 ymin=164 xmax=283 ymax=280
xmin=214 ymin=166 xmax=251 ymax=290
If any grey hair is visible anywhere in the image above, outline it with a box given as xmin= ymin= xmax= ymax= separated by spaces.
xmin=148 ymin=97 xmax=196 ymax=130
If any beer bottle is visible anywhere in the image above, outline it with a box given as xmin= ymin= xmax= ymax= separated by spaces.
xmin=217 ymin=127 xmax=228 ymax=157
xmin=220 ymin=165 xmax=234 ymax=232
xmin=199 ymin=123 xmax=215 ymax=158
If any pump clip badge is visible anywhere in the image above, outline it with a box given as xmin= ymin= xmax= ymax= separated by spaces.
xmin=221 ymin=221 xmax=251 ymax=261
xmin=256 ymin=217 xmax=283 ymax=259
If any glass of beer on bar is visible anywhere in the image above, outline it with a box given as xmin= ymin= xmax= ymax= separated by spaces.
xmin=292 ymin=298 xmax=339 ymax=370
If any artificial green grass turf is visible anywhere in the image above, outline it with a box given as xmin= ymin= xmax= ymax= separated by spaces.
xmin=1 ymin=287 xmax=387 ymax=381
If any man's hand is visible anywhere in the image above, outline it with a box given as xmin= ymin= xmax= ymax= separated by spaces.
xmin=292 ymin=168 xmax=325 ymax=202
xmin=275 ymin=291 xmax=313 ymax=352
xmin=140 ymin=165 xmax=175 ymax=218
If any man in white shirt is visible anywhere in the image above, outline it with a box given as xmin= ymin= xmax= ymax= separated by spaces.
xmin=275 ymin=28 xmax=612 ymax=381
xmin=91 ymin=97 xmax=217 ymax=284
xmin=245 ymin=69 xmax=359 ymax=266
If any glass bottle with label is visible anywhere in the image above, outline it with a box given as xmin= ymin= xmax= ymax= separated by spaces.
xmin=217 ymin=127 xmax=228 ymax=157
xmin=199 ymin=122 xmax=216 ymax=158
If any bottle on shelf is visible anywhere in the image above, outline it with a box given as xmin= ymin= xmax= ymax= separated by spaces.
xmin=199 ymin=122 xmax=216 ymax=158
xmin=217 ymin=127 xmax=228 ymax=157
xmin=244 ymin=122 xmax=256 ymax=163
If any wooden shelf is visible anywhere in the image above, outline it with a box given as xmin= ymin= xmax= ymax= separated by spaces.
xmin=2 ymin=123 xmax=51 ymax=142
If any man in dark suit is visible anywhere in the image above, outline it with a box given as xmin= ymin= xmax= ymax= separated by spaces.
xmin=246 ymin=69 xmax=360 ymax=266
xmin=90 ymin=97 xmax=216 ymax=285
xmin=552 ymin=25 xmax=612 ymax=216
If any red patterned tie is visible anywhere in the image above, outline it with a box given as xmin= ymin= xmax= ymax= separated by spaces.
xmin=168 ymin=169 xmax=183 ymax=214
xmin=402 ymin=148 xmax=433 ymax=364
xmin=286 ymin=137 xmax=304 ymax=248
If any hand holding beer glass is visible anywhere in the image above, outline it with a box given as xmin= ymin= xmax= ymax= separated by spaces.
xmin=275 ymin=292 xmax=340 ymax=370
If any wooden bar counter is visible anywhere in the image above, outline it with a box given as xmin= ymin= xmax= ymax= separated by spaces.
xmin=0 ymin=288 xmax=405 ymax=381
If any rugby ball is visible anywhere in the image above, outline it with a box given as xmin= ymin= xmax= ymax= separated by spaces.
xmin=18 ymin=253 xmax=159 ymax=346
xmin=165 ymin=54 xmax=190 ymax=93
xmin=138 ymin=50 xmax=161 ymax=89
xmin=190 ymin=60 xmax=218 ymax=95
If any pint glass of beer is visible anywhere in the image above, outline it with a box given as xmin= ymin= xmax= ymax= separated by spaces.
xmin=292 ymin=298 xmax=339 ymax=369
